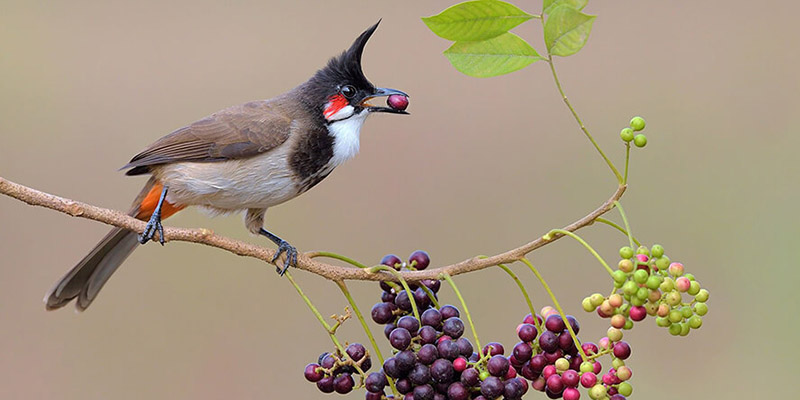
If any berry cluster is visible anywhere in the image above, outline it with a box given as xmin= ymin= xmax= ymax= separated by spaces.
xmin=619 ymin=116 xmax=647 ymax=148
xmin=304 ymin=343 xmax=373 ymax=395
xmin=582 ymin=244 xmax=709 ymax=337
xmin=510 ymin=307 xmax=632 ymax=400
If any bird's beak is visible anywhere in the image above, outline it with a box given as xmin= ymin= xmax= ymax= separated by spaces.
xmin=360 ymin=87 xmax=410 ymax=114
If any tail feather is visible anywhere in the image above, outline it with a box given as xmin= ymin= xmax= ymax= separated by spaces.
xmin=45 ymin=228 xmax=139 ymax=311
xmin=45 ymin=177 xmax=183 ymax=311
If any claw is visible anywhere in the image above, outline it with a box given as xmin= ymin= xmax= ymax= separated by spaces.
xmin=271 ymin=240 xmax=297 ymax=276
xmin=138 ymin=211 xmax=163 ymax=245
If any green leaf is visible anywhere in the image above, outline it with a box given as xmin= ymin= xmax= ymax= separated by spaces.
xmin=422 ymin=0 xmax=534 ymax=42
xmin=544 ymin=5 xmax=596 ymax=57
xmin=542 ymin=0 xmax=588 ymax=15
xmin=444 ymin=32 xmax=543 ymax=78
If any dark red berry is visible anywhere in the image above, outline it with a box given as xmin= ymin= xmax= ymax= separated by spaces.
xmin=316 ymin=376 xmax=335 ymax=393
xmin=333 ymin=373 xmax=354 ymax=394
xmin=408 ymin=250 xmax=429 ymax=269
xmin=561 ymin=370 xmax=579 ymax=387
xmin=487 ymin=355 xmax=510 ymax=377
xmin=483 ymin=342 xmax=505 ymax=356
xmin=545 ymin=315 xmax=566 ymax=332
xmin=381 ymin=254 xmax=402 ymax=269
xmin=448 ymin=382 xmax=469 ymax=400
xmin=513 ymin=342 xmax=533 ymax=362
xmin=304 ymin=363 xmax=323 ymax=382
xmin=453 ymin=357 xmax=467 ymax=372
xmin=538 ymin=330 xmax=559 ymax=353
xmin=613 ymin=341 xmax=631 ymax=360
xmin=517 ymin=323 xmax=538 ymax=342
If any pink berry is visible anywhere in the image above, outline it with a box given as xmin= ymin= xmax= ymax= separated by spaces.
xmin=543 ymin=365 xmax=557 ymax=379
xmin=582 ymin=342 xmax=599 ymax=355
xmin=635 ymin=254 xmax=649 ymax=263
xmin=629 ymin=306 xmax=647 ymax=321
xmin=580 ymin=372 xmax=597 ymax=388
xmin=676 ymin=277 xmax=691 ymax=292
xmin=564 ymin=387 xmax=581 ymax=400
xmin=387 ymin=94 xmax=409 ymax=111
xmin=562 ymin=370 xmax=579 ymax=387
xmin=453 ymin=357 xmax=467 ymax=372
xmin=669 ymin=262 xmax=684 ymax=276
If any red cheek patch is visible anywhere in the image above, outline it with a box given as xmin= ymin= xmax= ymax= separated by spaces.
xmin=324 ymin=94 xmax=349 ymax=119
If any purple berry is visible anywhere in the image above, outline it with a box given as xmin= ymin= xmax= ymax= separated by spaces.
xmin=504 ymin=377 xmax=526 ymax=399
xmin=442 ymin=317 xmax=465 ymax=339
xmin=487 ymin=355 xmax=510 ymax=377
xmin=456 ymin=337 xmax=474 ymax=356
xmin=538 ymin=330 xmax=559 ymax=353
xmin=480 ymin=376 xmax=504 ymax=399
xmin=437 ymin=339 xmax=460 ymax=360
xmin=517 ymin=323 xmax=538 ymax=342
xmin=396 ymin=350 xmax=416 ymax=373
xmin=448 ymin=382 xmax=469 ymax=400
xmin=409 ymin=363 xmax=431 ymax=385
xmin=390 ymin=327 xmax=412 ymax=350
xmin=413 ymin=384 xmax=435 ymax=400
xmin=346 ymin=343 xmax=366 ymax=362
xmin=613 ymin=342 xmax=631 ymax=360
xmin=418 ymin=343 xmax=439 ymax=365
xmin=371 ymin=302 xmax=395 ymax=324
xmin=397 ymin=315 xmax=420 ymax=335
xmin=409 ymin=250 xmax=429 ymax=269
xmin=440 ymin=304 xmax=460 ymax=319
xmin=395 ymin=378 xmax=412 ymax=394
xmin=460 ymin=367 xmax=480 ymax=387
xmin=365 ymin=372 xmax=387 ymax=393
xmin=304 ymin=363 xmax=323 ymax=382
xmin=381 ymin=254 xmax=402 ymax=269
xmin=395 ymin=290 xmax=413 ymax=311
xmin=421 ymin=308 xmax=443 ymax=328
xmin=483 ymin=342 xmax=505 ymax=356
xmin=430 ymin=358 xmax=454 ymax=383
xmin=566 ymin=315 xmax=580 ymax=334
xmin=513 ymin=342 xmax=533 ymax=363
xmin=545 ymin=315 xmax=566 ymax=333
xmin=333 ymin=373 xmax=354 ymax=394
xmin=561 ymin=370 xmax=579 ymax=387
xmin=558 ymin=331 xmax=575 ymax=351
xmin=419 ymin=325 xmax=438 ymax=344
xmin=316 ymin=376 xmax=334 ymax=393
xmin=421 ymin=279 xmax=441 ymax=293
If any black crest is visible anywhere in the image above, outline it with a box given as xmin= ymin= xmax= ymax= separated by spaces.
xmin=305 ymin=21 xmax=381 ymax=98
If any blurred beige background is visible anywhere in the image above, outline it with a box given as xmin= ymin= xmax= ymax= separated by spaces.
xmin=1 ymin=1 xmax=797 ymax=399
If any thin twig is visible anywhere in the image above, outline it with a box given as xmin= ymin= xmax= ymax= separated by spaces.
xmin=0 ymin=176 xmax=626 ymax=281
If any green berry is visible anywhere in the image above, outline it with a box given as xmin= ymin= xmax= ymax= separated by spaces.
xmin=668 ymin=323 xmax=682 ymax=335
xmin=612 ymin=270 xmax=628 ymax=283
xmin=645 ymin=275 xmax=662 ymax=290
xmin=656 ymin=317 xmax=671 ymax=327
xmin=665 ymin=290 xmax=681 ymax=306
xmin=479 ymin=370 xmax=490 ymax=380
xmin=694 ymin=303 xmax=709 ymax=316
xmin=614 ymin=280 xmax=624 ymax=289
xmin=636 ymin=287 xmax=649 ymax=301
xmin=580 ymin=361 xmax=594 ymax=373
xmin=633 ymin=134 xmax=647 ymax=147
xmin=655 ymin=256 xmax=670 ymax=271
xmin=629 ymin=296 xmax=644 ymax=307
xmin=685 ymin=273 xmax=696 ymax=281
xmin=619 ymin=246 xmax=634 ymax=259
xmin=660 ymin=278 xmax=675 ymax=292
xmin=612 ymin=357 xmax=625 ymax=369
xmin=650 ymin=244 xmax=664 ymax=258
xmin=681 ymin=306 xmax=693 ymax=318
xmin=607 ymin=327 xmax=623 ymax=342
xmin=679 ymin=323 xmax=690 ymax=336
xmin=688 ymin=315 xmax=703 ymax=329
xmin=623 ymin=319 xmax=633 ymax=330
xmin=618 ymin=259 xmax=634 ymax=273
xmin=695 ymin=289 xmax=709 ymax=303
xmin=582 ymin=297 xmax=596 ymax=312
xmin=555 ymin=358 xmax=570 ymax=372
xmin=633 ymin=269 xmax=649 ymax=284
xmin=590 ymin=293 xmax=605 ymax=307
xmin=622 ymin=281 xmax=638 ymax=296
xmin=620 ymin=127 xmax=635 ymax=142
xmin=635 ymin=246 xmax=650 ymax=256
xmin=668 ymin=310 xmax=683 ymax=323
xmin=688 ymin=281 xmax=701 ymax=295
xmin=618 ymin=382 xmax=634 ymax=396
xmin=589 ymin=384 xmax=607 ymax=399
xmin=629 ymin=116 xmax=646 ymax=131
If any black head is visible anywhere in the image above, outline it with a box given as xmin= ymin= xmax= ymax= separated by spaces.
xmin=302 ymin=21 xmax=409 ymax=122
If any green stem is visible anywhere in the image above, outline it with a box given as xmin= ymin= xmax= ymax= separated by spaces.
xmin=334 ymin=280 xmax=398 ymax=396
xmin=369 ymin=265 xmax=420 ymax=321
xmin=546 ymin=57 xmax=623 ymax=183
xmin=614 ymin=201 xmax=636 ymax=251
xmin=497 ymin=264 xmax=542 ymax=333
xmin=624 ymin=142 xmax=631 ymax=184
xmin=545 ymin=229 xmax=614 ymax=276
xmin=441 ymin=273 xmax=483 ymax=357
xmin=284 ymin=271 xmax=343 ymax=350
xmin=520 ymin=258 xmax=588 ymax=362
xmin=308 ymin=251 xmax=369 ymax=269
xmin=418 ymin=284 xmax=441 ymax=309
xmin=595 ymin=217 xmax=642 ymax=247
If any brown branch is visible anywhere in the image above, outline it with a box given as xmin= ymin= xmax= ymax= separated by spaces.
xmin=0 ymin=175 xmax=625 ymax=281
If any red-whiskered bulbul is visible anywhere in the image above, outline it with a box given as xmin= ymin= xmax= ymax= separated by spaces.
xmin=45 ymin=21 xmax=408 ymax=311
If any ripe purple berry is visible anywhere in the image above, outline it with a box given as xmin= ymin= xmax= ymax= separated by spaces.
xmin=480 ymin=376 xmax=504 ymax=398
xmin=381 ymin=254 xmax=403 ymax=269
xmin=409 ymin=250 xmax=430 ymax=269
xmin=365 ymin=372 xmax=387 ymax=393
xmin=303 ymin=363 xmax=323 ymax=382
xmin=487 ymin=355 xmax=510 ymax=377
xmin=333 ymin=373 xmax=354 ymax=394
xmin=613 ymin=341 xmax=632 ymax=360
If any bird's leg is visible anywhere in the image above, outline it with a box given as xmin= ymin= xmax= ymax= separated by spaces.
xmin=139 ymin=185 xmax=168 ymax=245
xmin=258 ymin=228 xmax=298 ymax=276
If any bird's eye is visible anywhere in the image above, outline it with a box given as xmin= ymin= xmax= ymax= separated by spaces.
xmin=340 ymin=85 xmax=356 ymax=98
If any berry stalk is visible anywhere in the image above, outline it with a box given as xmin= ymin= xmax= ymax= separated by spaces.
xmin=545 ymin=229 xmax=615 ymax=277
xmin=441 ymin=273 xmax=483 ymax=358
xmin=497 ymin=263 xmax=542 ymax=333
xmin=368 ymin=265 xmax=421 ymax=321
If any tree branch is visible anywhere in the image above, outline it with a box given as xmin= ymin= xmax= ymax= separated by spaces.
xmin=0 ymin=176 xmax=625 ymax=281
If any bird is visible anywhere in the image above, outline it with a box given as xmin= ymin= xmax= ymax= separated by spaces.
xmin=45 ymin=21 xmax=408 ymax=311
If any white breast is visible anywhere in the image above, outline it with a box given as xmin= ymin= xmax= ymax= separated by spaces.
xmin=327 ymin=109 xmax=368 ymax=167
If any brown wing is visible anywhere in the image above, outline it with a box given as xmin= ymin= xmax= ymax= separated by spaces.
xmin=123 ymin=100 xmax=294 ymax=175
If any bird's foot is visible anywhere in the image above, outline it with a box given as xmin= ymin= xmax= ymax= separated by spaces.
xmin=271 ymin=240 xmax=297 ymax=276
xmin=139 ymin=212 xmax=164 ymax=245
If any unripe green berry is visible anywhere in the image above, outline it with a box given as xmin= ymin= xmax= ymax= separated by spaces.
xmin=618 ymin=259 xmax=634 ymax=273
xmin=646 ymin=275 xmax=662 ymax=290
xmin=656 ymin=316 xmax=671 ymax=327
xmin=660 ymin=278 xmax=675 ymax=292
xmin=590 ymin=293 xmax=605 ymax=307
xmin=679 ymin=323 xmax=690 ymax=336
xmin=479 ymin=370 xmax=490 ymax=380
xmin=645 ymin=302 xmax=658 ymax=315
xmin=582 ymin=297 xmax=595 ymax=312
xmin=589 ymin=384 xmax=607 ymax=399
xmin=685 ymin=273 xmax=696 ymax=281
xmin=650 ymin=244 xmax=664 ymax=258
xmin=607 ymin=327 xmax=623 ymax=342
xmin=619 ymin=246 xmax=634 ymax=259
xmin=668 ymin=310 xmax=683 ymax=323
xmin=612 ymin=357 xmax=626 ymax=369
xmin=665 ymin=290 xmax=681 ymax=306
xmin=612 ymin=270 xmax=627 ymax=283
xmin=688 ymin=315 xmax=703 ymax=329
xmin=688 ymin=281 xmax=701 ymax=295
xmin=555 ymin=358 xmax=570 ymax=372
xmin=668 ymin=323 xmax=682 ymax=335
xmin=695 ymin=289 xmax=709 ymax=303
xmin=623 ymin=319 xmax=633 ymax=330
xmin=694 ymin=302 xmax=708 ymax=316
xmin=636 ymin=287 xmax=649 ymax=300
xmin=622 ymin=281 xmax=638 ymax=296
xmin=633 ymin=269 xmax=649 ymax=284
xmin=620 ymin=127 xmax=635 ymax=142
xmin=681 ymin=306 xmax=693 ymax=318
xmin=635 ymin=246 xmax=650 ymax=256
xmin=580 ymin=361 xmax=594 ymax=373
xmin=629 ymin=116 xmax=646 ymax=131
xmin=618 ymin=381 xmax=633 ymax=396
xmin=614 ymin=280 xmax=624 ymax=289
xmin=655 ymin=257 xmax=670 ymax=271
xmin=633 ymin=134 xmax=647 ymax=147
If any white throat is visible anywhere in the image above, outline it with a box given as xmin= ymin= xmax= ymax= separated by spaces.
xmin=327 ymin=109 xmax=368 ymax=167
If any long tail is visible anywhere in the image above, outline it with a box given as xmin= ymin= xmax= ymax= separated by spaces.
xmin=45 ymin=177 xmax=184 ymax=311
